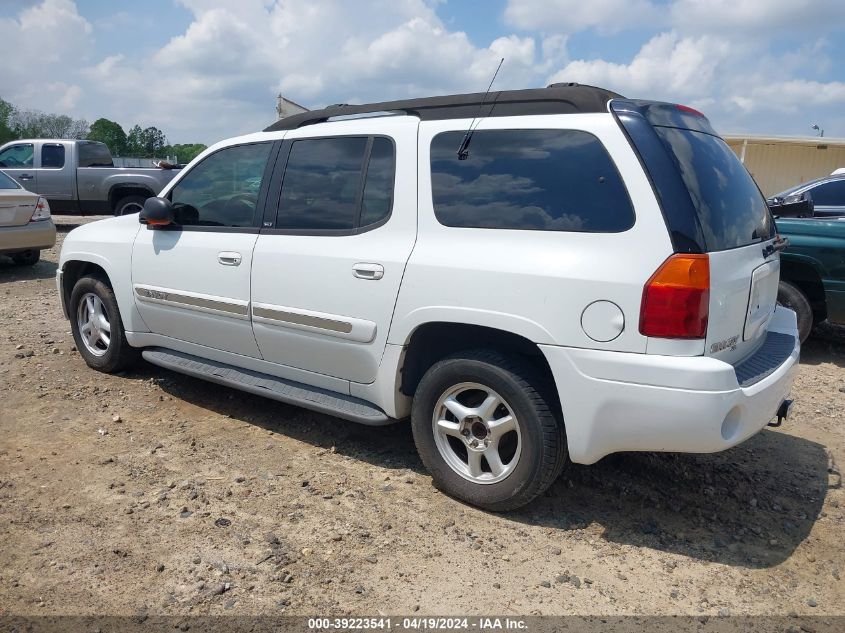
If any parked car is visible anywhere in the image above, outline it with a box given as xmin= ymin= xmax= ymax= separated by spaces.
xmin=775 ymin=214 xmax=845 ymax=342
xmin=0 ymin=169 xmax=55 ymax=266
xmin=57 ymin=84 xmax=799 ymax=510
xmin=0 ymin=139 xmax=181 ymax=216
xmin=770 ymin=173 xmax=845 ymax=217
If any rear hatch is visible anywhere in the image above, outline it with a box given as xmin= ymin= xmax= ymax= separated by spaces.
xmin=0 ymin=192 xmax=37 ymax=227
xmin=612 ymin=101 xmax=780 ymax=364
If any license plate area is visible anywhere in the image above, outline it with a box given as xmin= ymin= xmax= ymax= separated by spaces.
xmin=744 ymin=260 xmax=779 ymax=341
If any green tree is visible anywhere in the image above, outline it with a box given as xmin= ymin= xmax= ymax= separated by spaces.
xmin=162 ymin=143 xmax=207 ymax=163
xmin=139 ymin=126 xmax=167 ymax=157
xmin=87 ymin=118 xmax=127 ymax=155
xmin=126 ymin=124 xmax=144 ymax=156
xmin=0 ymin=98 xmax=14 ymax=145
xmin=7 ymin=108 xmax=88 ymax=139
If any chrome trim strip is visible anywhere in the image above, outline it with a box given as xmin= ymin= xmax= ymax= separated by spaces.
xmin=134 ymin=286 xmax=248 ymax=317
xmin=253 ymin=305 xmax=353 ymax=334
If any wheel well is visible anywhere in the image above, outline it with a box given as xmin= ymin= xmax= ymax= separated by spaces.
xmin=780 ymin=260 xmax=827 ymax=321
xmin=109 ymin=187 xmax=153 ymax=212
xmin=61 ymin=261 xmax=111 ymax=316
xmin=400 ymin=322 xmax=561 ymax=414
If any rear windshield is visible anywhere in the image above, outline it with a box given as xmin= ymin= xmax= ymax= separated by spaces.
xmin=0 ymin=171 xmax=20 ymax=189
xmin=654 ymin=127 xmax=773 ymax=250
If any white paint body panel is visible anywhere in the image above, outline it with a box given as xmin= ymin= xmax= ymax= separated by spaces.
xmin=391 ymin=114 xmax=671 ymax=353
xmin=543 ymin=307 xmax=798 ymax=464
xmin=131 ymin=228 xmax=261 ymax=357
xmin=250 ymin=117 xmax=418 ymax=384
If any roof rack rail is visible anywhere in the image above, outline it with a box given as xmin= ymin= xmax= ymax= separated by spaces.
xmin=264 ymin=83 xmax=623 ymax=132
xmin=326 ymin=110 xmax=407 ymax=123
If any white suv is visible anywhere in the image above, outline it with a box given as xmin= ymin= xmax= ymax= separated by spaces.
xmin=57 ymin=84 xmax=799 ymax=510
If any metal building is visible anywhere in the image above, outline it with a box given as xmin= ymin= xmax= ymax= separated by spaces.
xmin=724 ymin=134 xmax=845 ymax=196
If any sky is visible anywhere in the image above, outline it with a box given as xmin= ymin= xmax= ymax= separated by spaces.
xmin=1 ymin=0 xmax=844 ymax=145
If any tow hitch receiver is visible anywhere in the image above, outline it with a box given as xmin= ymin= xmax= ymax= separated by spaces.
xmin=769 ymin=399 xmax=794 ymax=428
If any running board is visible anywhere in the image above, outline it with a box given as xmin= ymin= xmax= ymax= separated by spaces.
xmin=141 ymin=347 xmax=392 ymax=426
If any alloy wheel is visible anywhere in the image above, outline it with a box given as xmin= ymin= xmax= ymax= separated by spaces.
xmin=432 ymin=382 xmax=521 ymax=484
xmin=76 ymin=293 xmax=111 ymax=357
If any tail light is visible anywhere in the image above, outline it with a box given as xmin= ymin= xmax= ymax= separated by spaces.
xmin=640 ymin=254 xmax=709 ymax=339
xmin=30 ymin=197 xmax=51 ymax=222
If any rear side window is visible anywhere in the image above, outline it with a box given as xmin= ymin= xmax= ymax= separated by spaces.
xmin=653 ymin=127 xmax=773 ymax=250
xmin=275 ymin=136 xmax=395 ymax=232
xmin=430 ymin=129 xmax=634 ymax=232
xmin=78 ymin=143 xmax=114 ymax=167
xmin=41 ymin=144 xmax=65 ymax=169
xmin=808 ymin=179 xmax=845 ymax=206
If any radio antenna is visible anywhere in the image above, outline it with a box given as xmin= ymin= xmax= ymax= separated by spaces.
xmin=457 ymin=57 xmax=504 ymax=160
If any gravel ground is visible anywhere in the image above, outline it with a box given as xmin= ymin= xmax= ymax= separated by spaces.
xmin=0 ymin=216 xmax=843 ymax=618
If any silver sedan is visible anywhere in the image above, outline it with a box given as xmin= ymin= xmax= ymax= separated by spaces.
xmin=0 ymin=169 xmax=56 ymax=266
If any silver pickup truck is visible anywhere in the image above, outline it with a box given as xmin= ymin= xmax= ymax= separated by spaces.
xmin=0 ymin=139 xmax=181 ymax=216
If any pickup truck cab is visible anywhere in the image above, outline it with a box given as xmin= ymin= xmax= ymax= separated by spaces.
xmin=57 ymin=84 xmax=800 ymax=510
xmin=0 ymin=139 xmax=180 ymax=216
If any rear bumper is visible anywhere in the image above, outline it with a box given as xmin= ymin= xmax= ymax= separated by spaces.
xmin=0 ymin=220 xmax=56 ymax=255
xmin=541 ymin=306 xmax=800 ymax=464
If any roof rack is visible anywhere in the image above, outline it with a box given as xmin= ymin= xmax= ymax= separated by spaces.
xmin=264 ymin=83 xmax=623 ymax=132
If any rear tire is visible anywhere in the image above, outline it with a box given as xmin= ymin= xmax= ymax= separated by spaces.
xmin=11 ymin=250 xmax=40 ymax=266
xmin=411 ymin=349 xmax=568 ymax=511
xmin=113 ymin=194 xmax=147 ymax=216
xmin=777 ymin=280 xmax=813 ymax=343
xmin=69 ymin=275 xmax=139 ymax=373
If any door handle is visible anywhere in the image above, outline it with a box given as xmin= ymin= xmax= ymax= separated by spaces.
xmin=218 ymin=251 xmax=242 ymax=266
xmin=18 ymin=174 xmax=33 ymax=180
xmin=352 ymin=262 xmax=384 ymax=280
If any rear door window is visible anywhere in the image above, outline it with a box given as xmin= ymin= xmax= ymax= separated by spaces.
xmin=274 ymin=136 xmax=396 ymax=232
xmin=41 ymin=144 xmax=65 ymax=169
xmin=430 ymin=129 xmax=634 ymax=232
xmin=653 ymin=127 xmax=773 ymax=250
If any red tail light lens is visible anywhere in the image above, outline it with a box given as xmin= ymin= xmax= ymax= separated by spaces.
xmin=639 ymin=254 xmax=710 ymax=339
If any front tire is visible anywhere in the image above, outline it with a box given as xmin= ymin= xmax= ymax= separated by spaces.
xmin=411 ymin=349 xmax=567 ymax=511
xmin=777 ymin=280 xmax=813 ymax=343
xmin=11 ymin=250 xmax=40 ymax=266
xmin=70 ymin=275 xmax=139 ymax=373
xmin=113 ymin=194 xmax=147 ymax=216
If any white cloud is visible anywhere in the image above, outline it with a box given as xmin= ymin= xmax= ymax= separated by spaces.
xmin=0 ymin=0 xmax=90 ymax=108
xmin=1 ymin=0 xmax=844 ymax=144
xmin=80 ymin=0 xmax=562 ymax=142
xmin=549 ymin=32 xmax=733 ymax=100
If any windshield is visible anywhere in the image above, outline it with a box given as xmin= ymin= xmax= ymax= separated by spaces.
xmin=654 ymin=127 xmax=774 ymax=251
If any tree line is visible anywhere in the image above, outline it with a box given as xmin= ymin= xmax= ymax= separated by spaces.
xmin=0 ymin=97 xmax=207 ymax=164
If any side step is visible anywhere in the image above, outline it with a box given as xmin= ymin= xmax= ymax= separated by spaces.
xmin=141 ymin=347 xmax=392 ymax=426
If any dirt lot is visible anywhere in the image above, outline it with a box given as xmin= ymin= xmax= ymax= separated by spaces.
xmin=1 ymin=218 xmax=843 ymax=619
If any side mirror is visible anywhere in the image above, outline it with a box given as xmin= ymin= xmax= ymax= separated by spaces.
xmin=139 ymin=197 xmax=175 ymax=227
xmin=768 ymin=191 xmax=814 ymax=218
